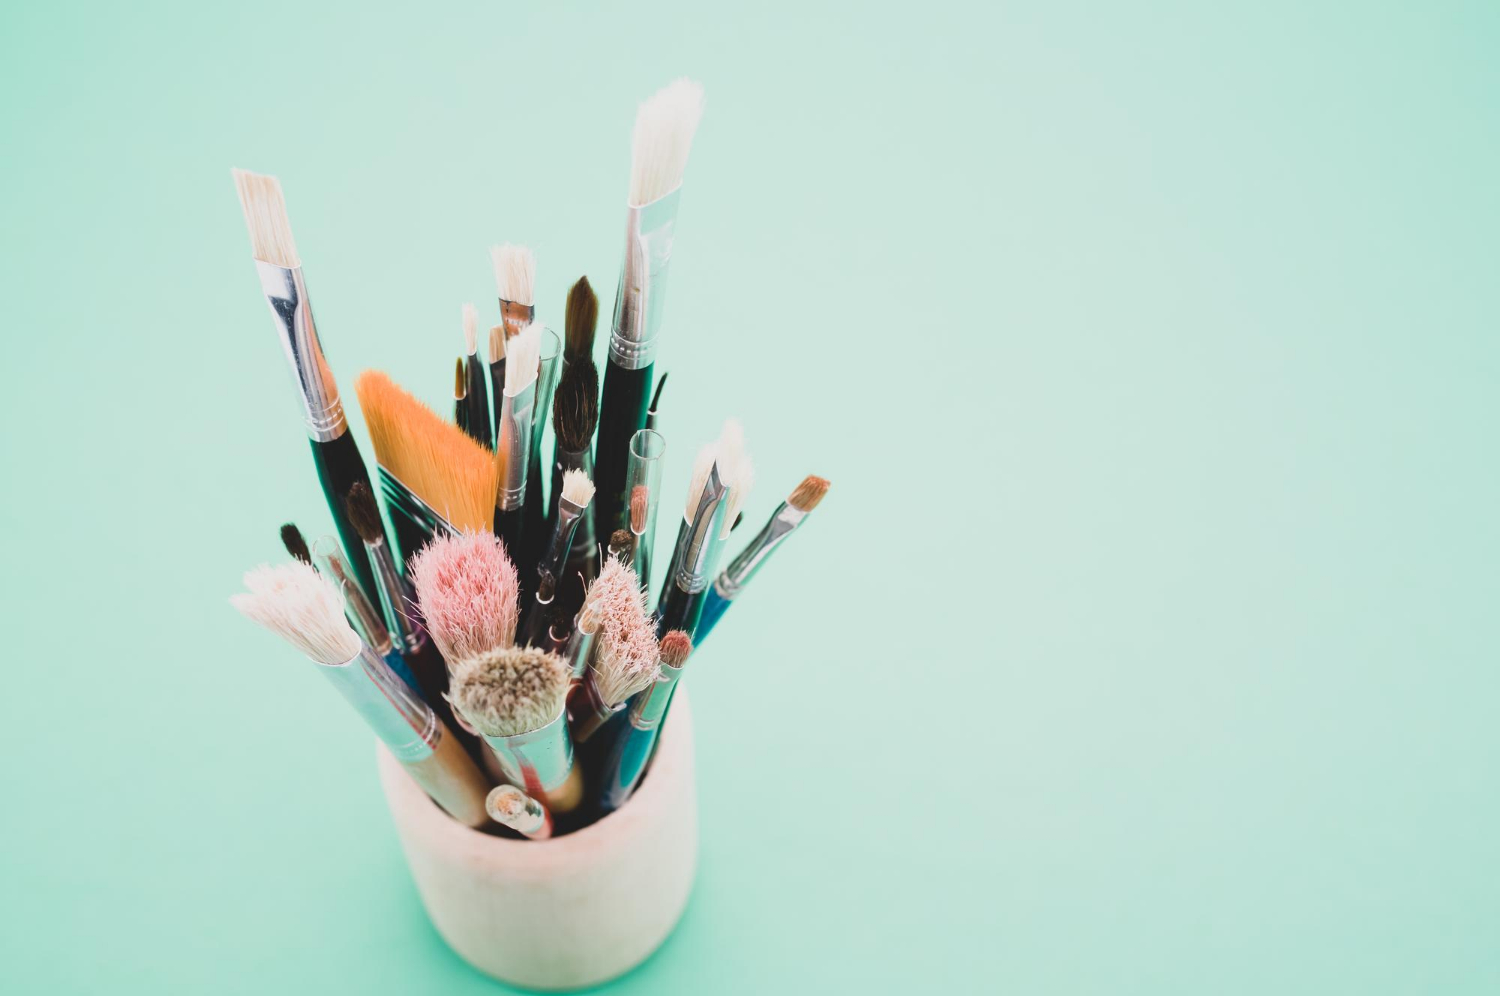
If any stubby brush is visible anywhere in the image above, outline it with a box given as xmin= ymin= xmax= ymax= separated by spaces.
xmin=594 ymin=80 xmax=706 ymax=540
xmin=595 ymin=629 xmax=692 ymax=814
xmin=408 ymin=530 xmax=521 ymax=665
xmin=697 ymin=475 xmax=830 ymax=642
xmin=231 ymin=561 xmax=491 ymax=828
xmin=448 ymin=646 xmax=582 ymax=814
xmin=568 ymin=556 xmax=659 ymax=743
xmin=232 ymin=169 xmax=387 ymax=602
xmin=355 ymin=370 xmax=499 ymax=563
xmin=521 ymin=470 xmax=596 ymax=647
xmin=461 ymin=303 xmax=492 ymax=449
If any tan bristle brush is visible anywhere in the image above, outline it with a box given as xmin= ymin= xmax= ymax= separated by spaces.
xmin=354 ymin=370 xmax=499 ymax=562
xmin=448 ymin=646 xmax=582 ymax=814
xmin=696 ymin=474 xmax=831 ymax=643
xmin=231 ymin=561 xmax=491 ymax=828
xmin=568 ymin=556 xmax=659 ymax=743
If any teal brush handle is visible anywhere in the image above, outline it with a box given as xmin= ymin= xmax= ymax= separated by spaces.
xmin=693 ymin=581 xmax=732 ymax=642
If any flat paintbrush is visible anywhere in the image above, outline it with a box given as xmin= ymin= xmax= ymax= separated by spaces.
xmin=232 ymin=168 xmax=387 ymax=602
xmin=594 ymin=80 xmax=706 ymax=539
xmin=490 ymin=244 xmax=535 ymax=442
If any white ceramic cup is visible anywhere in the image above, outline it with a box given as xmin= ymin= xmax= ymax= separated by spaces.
xmin=377 ymin=691 xmax=698 ymax=990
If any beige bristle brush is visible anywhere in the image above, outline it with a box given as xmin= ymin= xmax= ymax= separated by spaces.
xmin=657 ymin=419 xmax=752 ymax=637
xmin=448 ymin=646 xmax=583 ymax=814
xmin=354 ymin=370 xmax=500 ymax=563
xmin=231 ymin=561 xmax=491 ymax=828
xmin=520 ymin=470 xmax=596 ymax=647
xmin=568 ymin=555 xmax=660 ymax=743
xmin=493 ymin=321 xmax=543 ymax=561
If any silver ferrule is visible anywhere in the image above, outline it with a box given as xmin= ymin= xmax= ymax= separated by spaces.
xmin=609 ymin=187 xmax=683 ymax=370
xmin=671 ymin=462 xmax=730 ymax=595
xmin=565 ymin=615 xmax=599 ymax=679
xmin=498 ymin=299 xmax=534 ymax=341
xmin=627 ymin=662 xmax=684 ymax=731
xmin=366 ymin=537 xmax=424 ymax=653
xmin=481 ymin=706 xmax=574 ymax=796
xmin=316 ymin=643 xmax=438 ymax=762
xmin=540 ymin=497 xmax=587 ymax=582
xmin=254 ymin=260 xmax=347 ymax=442
xmin=496 ymin=384 xmax=536 ymax=510
xmin=532 ymin=328 xmax=562 ymax=458
xmin=378 ymin=466 xmax=456 ymax=540
xmin=716 ymin=502 xmax=808 ymax=599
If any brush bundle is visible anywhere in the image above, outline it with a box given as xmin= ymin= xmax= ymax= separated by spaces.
xmin=228 ymin=79 xmax=830 ymax=840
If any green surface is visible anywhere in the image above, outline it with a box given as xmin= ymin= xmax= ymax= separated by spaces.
xmin=2 ymin=2 xmax=1497 ymax=992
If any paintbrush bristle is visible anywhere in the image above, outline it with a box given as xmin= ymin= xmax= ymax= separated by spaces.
xmin=608 ymin=529 xmax=633 ymax=558
xmin=488 ymin=324 xmax=506 ymax=361
xmin=564 ymin=276 xmax=598 ymax=360
xmin=715 ymin=419 xmax=754 ymax=540
xmin=630 ymin=486 xmax=649 ymax=534
xmin=409 ymin=530 xmax=520 ymax=663
xmin=630 ymin=79 xmax=706 ymax=206
xmin=462 ymin=303 xmax=479 ymax=356
xmin=561 ymin=469 xmax=595 ymax=507
xmin=448 ymin=646 xmax=570 ymax=738
xmin=231 ymin=168 xmax=300 ymax=268
xmin=788 ymin=475 xmax=831 ymax=512
xmin=279 ymin=523 xmax=313 ymax=565
xmin=589 ymin=558 xmax=660 ymax=706
xmin=453 ymin=357 xmax=466 ymax=399
xmin=659 ymin=630 xmax=693 ymax=669
xmin=491 ymin=244 xmax=536 ymax=305
xmin=684 ymin=444 xmax=715 ymax=522
xmin=552 ymin=358 xmax=599 ymax=453
xmin=354 ymin=370 xmax=498 ymax=533
xmin=344 ymin=482 xmax=385 ymax=545
xmin=231 ymin=561 xmax=360 ymax=665
xmin=503 ymin=322 xmax=543 ymax=396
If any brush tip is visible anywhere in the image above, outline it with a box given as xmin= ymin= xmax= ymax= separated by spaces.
xmin=279 ymin=523 xmax=312 ymax=565
xmin=448 ymin=645 xmax=570 ymax=738
xmin=488 ymin=324 xmax=506 ymax=361
xmin=231 ymin=168 xmax=300 ymax=268
xmin=552 ymin=358 xmax=599 ymax=453
xmin=345 ymin=482 xmax=385 ymax=545
xmin=608 ymin=529 xmax=633 ymax=557
xmin=491 ymin=243 xmax=536 ymax=306
xmin=462 ymin=303 xmax=479 ymax=355
xmin=788 ymin=475 xmax=830 ymax=513
xmin=630 ymin=79 xmax=706 ymax=205
xmin=453 ymin=357 xmax=466 ymax=399
xmin=561 ymin=469 xmax=595 ymax=507
xmin=659 ymin=630 xmax=692 ymax=668
xmin=630 ymin=486 xmax=649 ymax=533
xmin=564 ymin=276 xmax=599 ymax=360
xmin=410 ymin=530 xmax=521 ymax=663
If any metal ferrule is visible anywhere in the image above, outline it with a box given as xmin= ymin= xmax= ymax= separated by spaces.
xmin=556 ymin=447 xmax=597 ymax=557
xmin=496 ymin=384 xmax=536 ymax=511
xmin=609 ymin=187 xmax=683 ymax=370
xmin=254 ymin=260 xmax=347 ymax=442
xmin=670 ymin=463 xmax=730 ymax=596
xmin=564 ymin=616 xmax=599 ymax=679
xmin=378 ymin=466 xmax=456 ymax=540
xmin=540 ymin=496 xmax=587 ymax=582
xmin=716 ymin=501 xmax=808 ymax=600
xmin=316 ymin=643 xmax=438 ymax=762
xmin=532 ymin=328 xmax=561 ymax=458
xmin=366 ymin=536 xmax=425 ymax=653
xmin=311 ymin=537 xmax=389 ymax=651
xmin=498 ymin=299 xmax=534 ymax=341
xmin=481 ymin=706 xmax=574 ymax=797
xmin=627 ymin=662 xmax=684 ymax=731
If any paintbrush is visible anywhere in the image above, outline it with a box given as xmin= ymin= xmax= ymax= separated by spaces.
xmin=630 ymin=485 xmax=650 ymax=589
xmin=280 ymin=523 xmax=313 ymax=566
xmin=485 ymin=784 xmax=553 ymax=840
xmin=231 ymin=168 xmax=387 ymax=602
xmin=564 ymin=275 xmax=598 ymax=366
xmin=487 ymin=323 xmax=506 ymax=440
xmin=645 ymin=372 xmax=668 ymax=433
xmin=452 ymin=357 xmax=469 ymax=437
xmin=550 ymin=357 xmax=600 ymax=625
xmin=656 ymin=420 xmax=751 ymax=637
xmin=308 ymin=534 xmax=422 ymax=695
xmin=408 ymin=529 xmax=521 ymax=665
xmin=594 ymin=80 xmax=706 ymax=539
xmin=490 ymin=244 xmax=535 ymax=441
xmin=493 ymin=322 xmax=543 ymax=567
xmin=568 ymin=556 xmax=659 ymax=744
xmin=523 ymin=327 xmax=562 ymax=581
xmin=595 ymin=629 xmax=692 ymax=814
xmin=354 ymin=370 xmax=499 ymax=564
xmin=231 ymin=561 xmax=491 ymax=828
xmin=521 ymin=470 xmax=596 ymax=648
xmin=448 ymin=646 xmax=582 ymax=814
xmin=697 ymin=475 xmax=830 ymax=643
xmin=461 ymin=303 xmax=492 ymax=449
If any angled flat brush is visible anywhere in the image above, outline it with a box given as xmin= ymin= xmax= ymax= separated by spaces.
xmin=232 ymin=168 xmax=387 ymax=602
xmin=594 ymin=80 xmax=706 ymax=539
xmin=697 ymin=475 xmax=830 ymax=642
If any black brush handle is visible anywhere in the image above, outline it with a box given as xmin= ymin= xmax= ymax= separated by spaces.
xmin=311 ymin=431 xmax=381 ymax=600
xmin=593 ymin=360 xmax=652 ymax=540
xmin=522 ymin=449 xmax=546 ymax=577
xmin=494 ymin=505 xmax=531 ymax=606
xmin=654 ymin=579 xmax=704 ymax=640
xmin=489 ymin=360 xmax=505 ymax=447
xmin=465 ymin=356 xmax=492 ymax=449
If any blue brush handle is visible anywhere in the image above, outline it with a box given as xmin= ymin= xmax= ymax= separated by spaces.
xmin=596 ymin=721 xmax=662 ymax=815
xmin=382 ymin=648 xmax=422 ymax=698
xmin=693 ymin=585 xmax=732 ymax=642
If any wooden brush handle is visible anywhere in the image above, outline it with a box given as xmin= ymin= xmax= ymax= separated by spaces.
xmin=401 ymin=720 xmax=492 ymax=829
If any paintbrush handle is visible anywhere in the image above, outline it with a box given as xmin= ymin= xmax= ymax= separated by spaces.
xmin=654 ymin=580 xmax=704 ymax=640
xmin=694 ymin=581 xmax=732 ymax=643
xmin=593 ymin=361 xmax=652 ymax=539
xmin=465 ymin=356 xmax=492 ymax=449
xmin=311 ymin=432 xmax=381 ymax=603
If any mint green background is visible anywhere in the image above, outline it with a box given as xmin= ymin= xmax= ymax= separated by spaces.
xmin=3 ymin=2 xmax=1497 ymax=992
